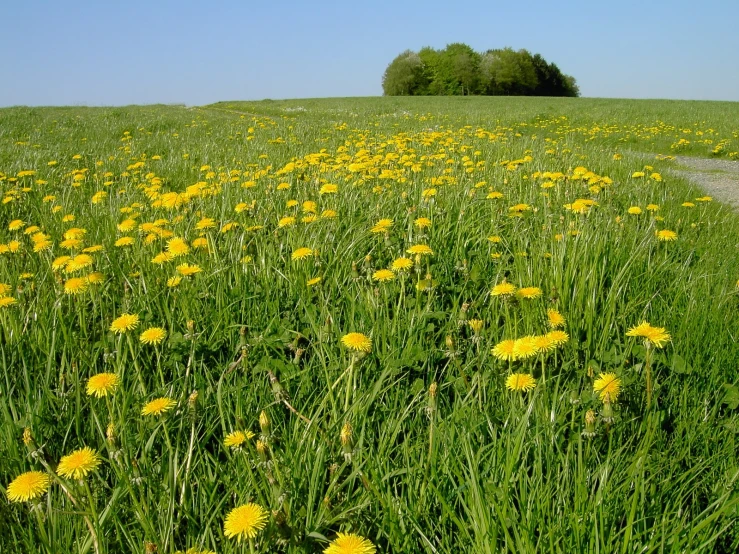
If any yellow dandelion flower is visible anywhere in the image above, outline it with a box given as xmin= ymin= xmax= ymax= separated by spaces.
xmin=516 ymin=287 xmax=542 ymax=300
xmin=118 ymin=218 xmax=137 ymax=232
xmin=320 ymin=183 xmax=338 ymax=194
xmin=85 ymin=272 xmax=104 ymax=284
xmin=141 ymin=397 xmax=176 ymax=416
xmin=8 ymin=219 xmax=24 ymax=231
xmin=110 ymin=313 xmax=139 ymax=334
xmin=167 ymin=276 xmax=182 ymax=287
xmin=86 ymin=373 xmax=119 ymax=397
xmin=414 ymin=217 xmax=432 ymax=229
xmin=6 ymin=471 xmax=51 ymax=503
xmin=324 ymin=533 xmax=376 ymax=554
xmin=513 ymin=336 xmax=539 ymax=359
xmin=192 ymin=237 xmax=209 ymax=248
xmin=224 ymin=430 xmax=255 ymax=449
xmin=492 ymin=339 xmax=516 ymax=361
xmin=593 ymin=372 xmax=621 ymax=403
xmin=468 ymin=319 xmax=484 ymax=334
xmin=547 ymin=309 xmax=566 ymax=329
xmin=278 ymin=216 xmax=296 ymax=228
xmin=307 ymin=276 xmax=322 ymax=287
xmin=64 ymin=277 xmax=88 ymax=295
xmin=223 ymin=503 xmax=268 ymax=542
xmin=140 ymin=327 xmax=167 ymax=345
xmin=341 ymin=332 xmax=372 ymax=353
xmin=656 ymin=229 xmax=677 ymax=242
xmin=292 ymin=247 xmax=314 ymax=261
xmin=166 ymin=237 xmax=190 ymax=257
xmin=546 ymin=330 xmax=569 ymax=347
xmin=115 ymin=236 xmax=134 ymax=247
xmin=0 ymin=296 xmax=17 ymax=308
xmin=195 ymin=217 xmax=216 ymax=230
xmin=626 ymin=321 xmax=670 ymax=348
xmin=627 ymin=206 xmax=642 ymax=215
xmin=370 ymin=218 xmax=393 ymax=233
xmin=0 ymin=283 xmax=10 ymax=295
xmin=391 ymin=257 xmax=413 ymax=271
xmin=491 ymin=282 xmax=516 ymax=297
xmin=406 ymin=244 xmax=433 ymax=256
xmin=505 ymin=373 xmax=536 ymax=392
xmin=533 ymin=334 xmax=555 ymax=352
xmin=372 ymin=269 xmax=395 ymax=282
xmin=177 ymin=263 xmax=202 ymax=276
xmin=57 ymin=447 xmax=101 ymax=480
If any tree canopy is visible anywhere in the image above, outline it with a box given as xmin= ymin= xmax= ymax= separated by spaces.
xmin=382 ymin=44 xmax=579 ymax=97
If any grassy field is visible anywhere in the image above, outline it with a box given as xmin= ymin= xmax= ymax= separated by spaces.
xmin=0 ymin=97 xmax=738 ymax=553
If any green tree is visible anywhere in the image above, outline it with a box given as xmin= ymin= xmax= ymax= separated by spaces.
xmin=480 ymin=48 xmax=538 ymax=95
xmin=381 ymin=50 xmax=428 ymax=96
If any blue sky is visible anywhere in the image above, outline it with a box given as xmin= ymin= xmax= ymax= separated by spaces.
xmin=1 ymin=0 xmax=738 ymax=106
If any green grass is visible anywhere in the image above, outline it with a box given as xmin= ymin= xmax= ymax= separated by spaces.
xmin=0 ymin=97 xmax=738 ymax=553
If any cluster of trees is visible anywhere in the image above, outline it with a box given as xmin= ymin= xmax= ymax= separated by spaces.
xmin=382 ymin=44 xmax=579 ymax=97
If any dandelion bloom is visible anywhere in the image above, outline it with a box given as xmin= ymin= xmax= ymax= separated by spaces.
xmin=110 ymin=313 xmax=139 ymax=334
xmin=167 ymin=237 xmax=190 ymax=257
xmin=324 ymin=533 xmax=376 ymax=554
xmin=86 ymin=373 xmax=119 ymax=397
xmin=0 ymin=296 xmax=17 ymax=308
xmin=656 ymin=230 xmax=677 ymax=242
xmin=391 ymin=257 xmax=413 ymax=271
xmin=292 ymin=247 xmax=314 ymax=261
xmin=492 ymin=339 xmax=516 ymax=361
xmin=626 ymin=321 xmax=670 ymax=348
xmin=223 ymin=503 xmax=268 ymax=542
xmin=177 ymin=263 xmax=202 ymax=276
xmin=115 ymin=237 xmax=134 ymax=247
xmin=491 ymin=282 xmax=516 ymax=297
xmin=546 ymin=330 xmax=569 ymax=347
xmin=140 ymin=327 xmax=167 ymax=345
xmin=141 ymin=397 xmax=176 ymax=417
xmin=505 ymin=373 xmax=536 ymax=392
xmin=307 ymin=276 xmax=322 ymax=287
xmin=341 ymin=332 xmax=372 ymax=353
xmin=64 ymin=277 xmax=88 ymax=295
xmin=57 ymin=447 xmax=101 ymax=480
xmin=278 ymin=216 xmax=296 ymax=228
xmin=468 ymin=319 xmax=484 ymax=334
xmin=8 ymin=219 xmax=24 ymax=231
xmin=547 ymin=309 xmax=566 ymax=328
xmin=593 ymin=372 xmax=621 ymax=403
xmin=627 ymin=206 xmax=642 ymax=215
xmin=6 ymin=471 xmax=51 ymax=502
xmin=533 ymin=334 xmax=555 ymax=352
xmin=414 ymin=217 xmax=432 ymax=229
xmin=513 ymin=336 xmax=539 ymax=359
xmin=406 ymin=244 xmax=433 ymax=256
xmin=372 ymin=269 xmax=395 ymax=282
xmin=370 ymin=218 xmax=393 ymax=234
xmin=224 ymin=430 xmax=255 ymax=449
xmin=516 ymin=287 xmax=542 ymax=299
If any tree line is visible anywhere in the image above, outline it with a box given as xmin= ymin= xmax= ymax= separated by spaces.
xmin=382 ymin=44 xmax=579 ymax=97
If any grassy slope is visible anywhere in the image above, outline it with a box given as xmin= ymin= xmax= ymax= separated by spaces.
xmin=0 ymin=98 xmax=737 ymax=553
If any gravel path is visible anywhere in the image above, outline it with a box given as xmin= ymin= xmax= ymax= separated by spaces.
xmin=670 ymin=156 xmax=739 ymax=209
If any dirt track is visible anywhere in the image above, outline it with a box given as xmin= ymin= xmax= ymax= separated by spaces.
xmin=671 ymin=156 xmax=739 ymax=209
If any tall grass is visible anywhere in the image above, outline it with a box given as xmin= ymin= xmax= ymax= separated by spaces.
xmin=0 ymin=98 xmax=738 ymax=553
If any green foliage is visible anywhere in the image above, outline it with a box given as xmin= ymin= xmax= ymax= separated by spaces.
xmin=384 ymin=45 xmax=579 ymax=97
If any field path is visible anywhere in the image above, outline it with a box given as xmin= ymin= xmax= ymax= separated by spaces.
xmin=670 ymin=156 xmax=739 ymax=209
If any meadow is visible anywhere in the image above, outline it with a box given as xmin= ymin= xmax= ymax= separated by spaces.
xmin=1 ymin=96 xmax=738 ymax=553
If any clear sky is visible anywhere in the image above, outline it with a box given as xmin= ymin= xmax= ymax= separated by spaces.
xmin=2 ymin=0 xmax=738 ymax=106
